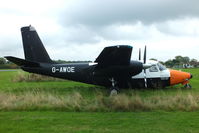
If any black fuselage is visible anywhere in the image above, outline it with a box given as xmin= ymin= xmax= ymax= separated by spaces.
xmin=21 ymin=60 xmax=143 ymax=88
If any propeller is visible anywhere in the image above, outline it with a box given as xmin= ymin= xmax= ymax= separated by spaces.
xmin=143 ymin=45 xmax=147 ymax=88
xmin=142 ymin=46 xmax=151 ymax=69
xmin=144 ymin=45 xmax=146 ymax=64
xmin=139 ymin=45 xmax=151 ymax=88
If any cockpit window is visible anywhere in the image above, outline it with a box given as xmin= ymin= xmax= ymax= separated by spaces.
xmin=149 ymin=65 xmax=158 ymax=72
xmin=157 ymin=63 xmax=166 ymax=71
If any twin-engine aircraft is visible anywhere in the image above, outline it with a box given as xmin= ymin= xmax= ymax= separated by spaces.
xmin=5 ymin=26 xmax=192 ymax=94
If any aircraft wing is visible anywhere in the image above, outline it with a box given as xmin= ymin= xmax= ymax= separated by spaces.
xmin=94 ymin=45 xmax=132 ymax=68
xmin=4 ymin=56 xmax=40 ymax=67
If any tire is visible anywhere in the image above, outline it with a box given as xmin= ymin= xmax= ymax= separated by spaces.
xmin=184 ymin=84 xmax=192 ymax=89
xmin=110 ymin=89 xmax=118 ymax=96
xmin=109 ymin=87 xmax=119 ymax=96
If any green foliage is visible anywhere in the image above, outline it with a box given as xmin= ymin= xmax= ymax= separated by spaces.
xmin=164 ymin=56 xmax=198 ymax=68
xmin=0 ymin=57 xmax=6 ymax=64
xmin=0 ymin=57 xmax=19 ymax=69
xmin=149 ymin=58 xmax=157 ymax=61
xmin=190 ymin=59 xmax=199 ymax=67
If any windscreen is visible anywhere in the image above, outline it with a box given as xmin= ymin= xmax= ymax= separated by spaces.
xmin=157 ymin=63 xmax=166 ymax=71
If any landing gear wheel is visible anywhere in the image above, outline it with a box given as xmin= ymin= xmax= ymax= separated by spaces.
xmin=110 ymin=87 xmax=118 ymax=96
xmin=184 ymin=84 xmax=192 ymax=89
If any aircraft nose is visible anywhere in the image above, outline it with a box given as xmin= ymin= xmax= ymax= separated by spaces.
xmin=170 ymin=69 xmax=192 ymax=86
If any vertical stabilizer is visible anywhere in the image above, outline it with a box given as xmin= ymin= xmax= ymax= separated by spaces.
xmin=21 ymin=26 xmax=53 ymax=63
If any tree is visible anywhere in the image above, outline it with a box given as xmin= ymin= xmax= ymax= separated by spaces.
xmin=190 ymin=59 xmax=198 ymax=67
xmin=159 ymin=61 xmax=165 ymax=65
xmin=182 ymin=56 xmax=190 ymax=64
xmin=164 ymin=59 xmax=174 ymax=68
xmin=149 ymin=58 xmax=157 ymax=61
xmin=0 ymin=58 xmax=6 ymax=64
xmin=174 ymin=56 xmax=183 ymax=65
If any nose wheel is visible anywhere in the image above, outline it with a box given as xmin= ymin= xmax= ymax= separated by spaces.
xmin=184 ymin=84 xmax=192 ymax=89
xmin=109 ymin=78 xmax=119 ymax=96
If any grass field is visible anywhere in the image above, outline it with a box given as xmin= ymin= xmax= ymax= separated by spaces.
xmin=0 ymin=69 xmax=199 ymax=132
xmin=1 ymin=111 xmax=199 ymax=133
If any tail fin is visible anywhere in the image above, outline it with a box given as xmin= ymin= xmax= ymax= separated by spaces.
xmin=21 ymin=26 xmax=53 ymax=63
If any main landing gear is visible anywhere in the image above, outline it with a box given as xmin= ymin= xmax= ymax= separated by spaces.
xmin=109 ymin=78 xmax=119 ymax=96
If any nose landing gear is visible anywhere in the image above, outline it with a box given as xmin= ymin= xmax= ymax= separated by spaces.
xmin=184 ymin=84 xmax=192 ymax=89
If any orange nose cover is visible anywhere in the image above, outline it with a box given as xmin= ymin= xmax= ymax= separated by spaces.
xmin=170 ymin=69 xmax=191 ymax=85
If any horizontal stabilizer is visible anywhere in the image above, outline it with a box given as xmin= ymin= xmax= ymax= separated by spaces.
xmin=4 ymin=56 xmax=40 ymax=67
xmin=95 ymin=45 xmax=132 ymax=68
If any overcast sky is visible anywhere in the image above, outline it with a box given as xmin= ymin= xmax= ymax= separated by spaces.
xmin=0 ymin=0 xmax=199 ymax=61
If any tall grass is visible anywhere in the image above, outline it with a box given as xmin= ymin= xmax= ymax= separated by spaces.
xmin=1 ymin=69 xmax=199 ymax=112
xmin=0 ymin=91 xmax=198 ymax=111
xmin=12 ymin=71 xmax=64 ymax=82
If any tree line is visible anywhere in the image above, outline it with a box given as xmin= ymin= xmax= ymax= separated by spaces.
xmin=0 ymin=57 xmax=19 ymax=69
xmin=151 ymin=55 xmax=199 ymax=68
xmin=0 ymin=56 xmax=199 ymax=69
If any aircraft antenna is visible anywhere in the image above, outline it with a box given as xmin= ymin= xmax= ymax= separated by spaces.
xmin=139 ymin=48 xmax=141 ymax=61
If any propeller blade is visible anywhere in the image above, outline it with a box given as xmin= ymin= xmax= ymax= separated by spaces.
xmin=144 ymin=69 xmax=147 ymax=88
xmin=143 ymin=45 xmax=147 ymax=88
xmin=144 ymin=76 xmax=147 ymax=88
xmin=139 ymin=48 xmax=141 ymax=61
xmin=144 ymin=45 xmax=146 ymax=64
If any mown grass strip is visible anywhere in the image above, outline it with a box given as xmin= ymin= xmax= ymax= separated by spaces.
xmin=0 ymin=111 xmax=199 ymax=133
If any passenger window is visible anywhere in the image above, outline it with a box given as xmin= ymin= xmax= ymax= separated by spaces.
xmin=149 ymin=65 xmax=158 ymax=72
